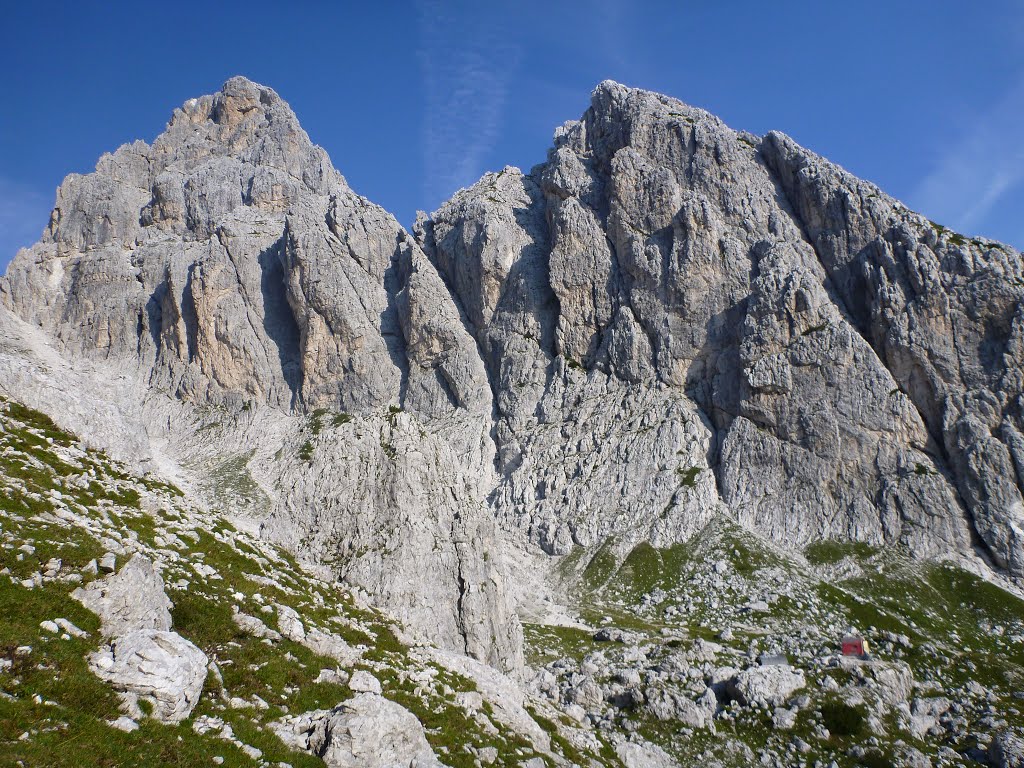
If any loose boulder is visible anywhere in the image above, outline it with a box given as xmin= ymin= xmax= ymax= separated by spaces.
xmin=272 ymin=692 xmax=446 ymax=768
xmin=89 ymin=629 xmax=208 ymax=723
xmin=726 ymin=665 xmax=805 ymax=708
xmin=990 ymin=729 xmax=1024 ymax=768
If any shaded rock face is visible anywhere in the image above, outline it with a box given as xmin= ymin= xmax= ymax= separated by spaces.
xmin=2 ymin=75 xmax=1022 ymax=680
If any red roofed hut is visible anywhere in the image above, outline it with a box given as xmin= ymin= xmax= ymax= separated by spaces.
xmin=841 ymin=634 xmax=869 ymax=658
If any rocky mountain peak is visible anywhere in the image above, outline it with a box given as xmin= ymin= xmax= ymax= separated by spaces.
xmin=2 ymin=75 xmax=1024 ymax=767
xmin=1 ymin=75 xmax=1022 ymax=701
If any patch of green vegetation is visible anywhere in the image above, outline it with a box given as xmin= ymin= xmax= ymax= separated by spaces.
xmin=579 ymin=539 xmax=619 ymax=593
xmin=820 ymin=700 xmax=867 ymax=738
xmin=3 ymin=399 xmax=75 ymax=447
xmin=816 ymin=582 xmax=913 ymax=636
xmin=860 ymin=751 xmax=896 ymax=768
xmin=170 ymin=590 xmax=245 ymax=651
xmin=0 ymin=560 xmax=285 ymax=767
xmin=926 ymin=564 xmax=1024 ymax=632
xmin=913 ymin=462 xmax=935 ymax=477
xmin=565 ymin=357 xmax=583 ymax=371
xmin=107 ymin=486 xmax=141 ymax=509
xmin=207 ymin=450 xmax=266 ymax=511
xmin=802 ymin=322 xmax=829 ymax=336
xmin=332 ymin=413 xmax=352 ymax=427
xmin=526 ymin=704 xmax=591 ymax=765
xmin=719 ymin=529 xmax=781 ymax=576
xmin=372 ymin=664 xmax=539 ymax=767
xmin=607 ymin=542 xmax=691 ymax=603
xmin=676 ymin=466 xmax=700 ymax=487
xmin=805 ymin=540 xmax=879 ymax=565
xmin=522 ymin=623 xmax=597 ymax=665
xmin=298 ymin=440 xmax=314 ymax=462
xmin=308 ymin=408 xmax=330 ymax=436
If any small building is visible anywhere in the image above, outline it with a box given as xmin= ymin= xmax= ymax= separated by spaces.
xmin=841 ymin=634 xmax=869 ymax=658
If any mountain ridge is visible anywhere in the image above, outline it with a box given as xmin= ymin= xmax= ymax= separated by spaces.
xmin=2 ymin=74 xmax=1024 ymax=768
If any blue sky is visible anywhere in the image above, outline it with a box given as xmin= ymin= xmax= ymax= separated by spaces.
xmin=2 ymin=1 xmax=1023 ymax=270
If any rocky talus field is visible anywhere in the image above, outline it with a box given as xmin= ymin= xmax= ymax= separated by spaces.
xmin=0 ymin=77 xmax=1022 ymax=768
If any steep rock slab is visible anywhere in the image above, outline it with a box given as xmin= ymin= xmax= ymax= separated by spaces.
xmin=258 ymin=408 xmax=523 ymax=675
xmin=426 ymin=166 xmax=724 ymax=555
xmin=761 ymin=131 xmax=1024 ymax=573
xmin=721 ymin=242 xmax=971 ymax=554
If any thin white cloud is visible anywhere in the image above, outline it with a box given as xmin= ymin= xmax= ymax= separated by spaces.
xmin=415 ymin=1 xmax=520 ymax=210
xmin=0 ymin=178 xmax=50 ymax=272
xmin=912 ymin=75 xmax=1024 ymax=239
xmin=595 ymin=0 xmax=629 ymax=73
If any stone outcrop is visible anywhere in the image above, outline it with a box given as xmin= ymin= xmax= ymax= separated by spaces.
xmin=725 ymin=665 xmax=805 ymax=708
xmin=74 ymin=554 xmax=208 ymax=723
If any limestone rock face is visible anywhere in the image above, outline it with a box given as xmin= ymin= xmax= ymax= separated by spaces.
xmin=761 ymin=131 xmax=1024 ymax=573
xmin=271 ymin=693 xmax=446 ymax=768
xmin=3 ymin=76 xmax=400 ymax=414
